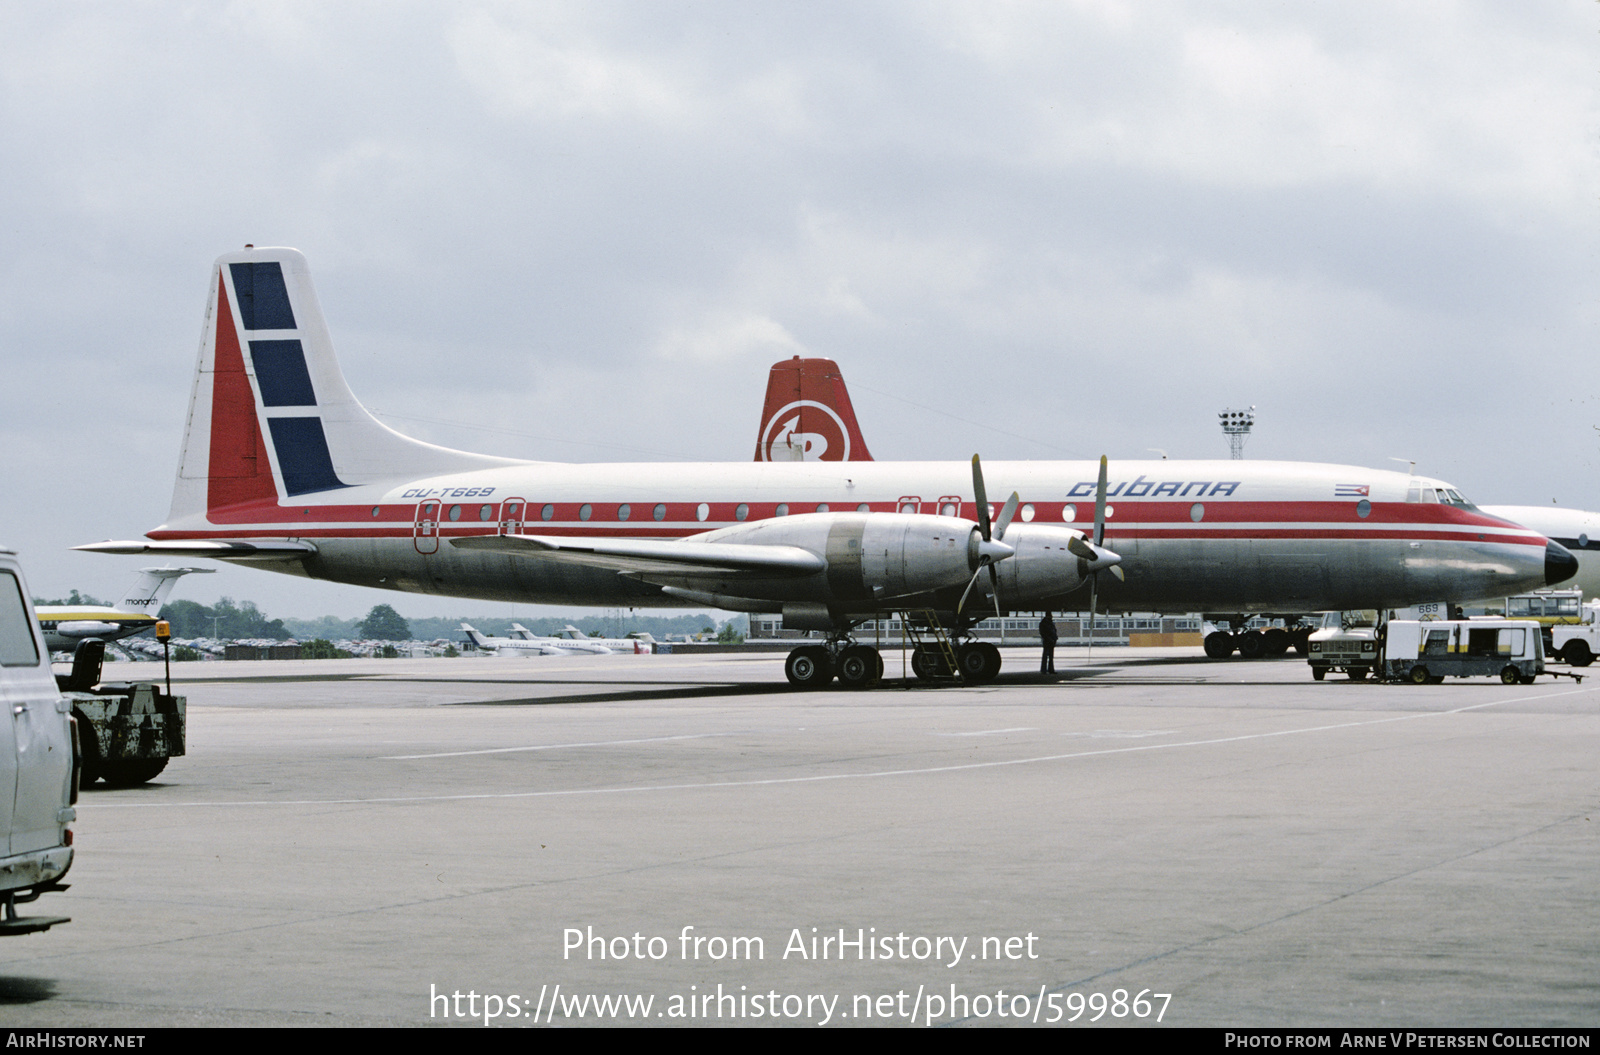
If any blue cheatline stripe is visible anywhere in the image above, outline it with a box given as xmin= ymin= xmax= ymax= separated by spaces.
xmin=249 ymin=340 xmax=317 ymax=407
xmin=266 ymin=417 xmax=348 ymax=496
xmin=229 ymin=262 xmax=297 ymax=331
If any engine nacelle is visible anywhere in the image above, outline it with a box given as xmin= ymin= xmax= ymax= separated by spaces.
xmin=697 ymin=512 xmax=989 ymax=605
xmin=55 ymin=621 xmax=122 ymax=639
xmin=992 ymin=524 xmax=1095 ymax=604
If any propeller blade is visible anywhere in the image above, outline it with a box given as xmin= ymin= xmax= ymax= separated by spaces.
xmin=988 ymin=562 xmax=1002 ymax=619
xmin=958 ymin=562 xmax=987 ymax=614
xmin=994 ymin=492 xmax=1020 ymax=541
xmin=1086 ymin=576 xmax=1099 ymax=664
xmin=1094 ymin=455 xmax=1108 ymax=548
xmin=1067 ymin=535 xmax=1096 ymax=560
xmin=1109 ymin=565 xmax=1126 ymax=582
xmin=971 ymin=454 xmax=992 ymax=541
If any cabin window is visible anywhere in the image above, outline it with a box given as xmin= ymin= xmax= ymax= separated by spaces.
xmin=696 ymin=503 xmax=710 ymax=522
xmin=618 ymin=504 xmax=631 ymax=521
xmin=735 ymin=504 xmax=749 ymax=521
xmin=1021 ymin=504 xmax=1035 ymax=522
xmin=371 ymin=506 xmax=381 ymax=518
xmin=816 ymin=503 xmax=829 ymax=513
xmin=448 ymin=505 xmax=462 ymax=521
xmin=479 ymin=504 xmax=493 ymax=521
xmin=653 ymin=504 xmax=666 ymax=521
xmin=1190 ymin=503 xmax=1205 ymax=522
xmin=857 ymin=503 xmax=869 ymax=513
xmin=579 ymin=504 xmax=593 ymax=521
xmin=541 ymin=504 xmax=555 ymax=521
xmin=1062 ymin=504 xmax=1076 ymax=522
xmin=775 ymin=504 xmax=789 ymax=516
xmin=1356 ymin=500 xmax=1371 ymax=519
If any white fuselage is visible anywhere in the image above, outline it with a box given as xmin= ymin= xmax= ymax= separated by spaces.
xmin=150 ymin=458 xmax=1559 ymax=616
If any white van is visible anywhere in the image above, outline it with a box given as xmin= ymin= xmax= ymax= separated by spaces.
xmin=0 ymin=547 xmax=76 ymax=933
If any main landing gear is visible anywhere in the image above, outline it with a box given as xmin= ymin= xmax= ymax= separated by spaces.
xmin=784 ymin=641 xmax=885 ymax=689
xmin=783 ymin=628 xmax=1003 ymax=690
xmin=1203 ymin=624 xmax=1312 ymax=659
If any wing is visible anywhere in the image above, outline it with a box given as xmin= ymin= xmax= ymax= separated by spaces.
xmin=449 ymin=534 xmax=825 ymax=579
xmin=75 ymin=540 xmax=317 ymax=562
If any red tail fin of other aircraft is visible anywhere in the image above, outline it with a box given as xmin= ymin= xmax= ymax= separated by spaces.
xmin=753 ymin=356 xmax=874 ymax=462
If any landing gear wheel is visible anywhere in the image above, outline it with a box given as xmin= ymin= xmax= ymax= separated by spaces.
xmin=784 ymin=646 xmax=834 ymax=688
xmin=836 ymin=645 xmax=882 ymax=689
xmin=1409 ymin=665 xmax=1430 ymax=685
xmin=956 ymin=642 xmax=1002 ymax=683
xmin=1263 ymin=628 xmax=1290 ymax=657
xmin=99 ymin=758 xmax=168 ymax=786
xmin=1500 ymin=666 xmax=1521 ymax=685
xmin=74 ymin=711 xmax=102 ymax=787
xmin=1311 ymin=667 xmax=1326 ymax=681
xmin=1203 ymin=632 xmax=1235 ymax=659
xmin=1237 ymin=631 xmax=1266 ymax=659
xmin=911 ymin=646 xmax=951 ymax=680
xmin=1563 ymin=641 xmax=1594 ymax=667
xmin=1292 ymin=629 xmax=1311 ymax=656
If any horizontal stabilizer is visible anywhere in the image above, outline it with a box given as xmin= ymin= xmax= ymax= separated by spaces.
xmin=76 ymin=540 xmax=317 ymax=561
xmin=451 ymin=534 xmax=826 ymax=578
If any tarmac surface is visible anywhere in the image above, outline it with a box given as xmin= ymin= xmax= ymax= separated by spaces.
xmin=2 ymin=646 xmax=1595 ymax=1028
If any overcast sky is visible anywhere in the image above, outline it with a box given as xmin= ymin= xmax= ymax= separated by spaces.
xmin=2 ymin=1 xmax=1596 ymax=622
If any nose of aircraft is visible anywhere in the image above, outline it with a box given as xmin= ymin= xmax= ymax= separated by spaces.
xmin=1546 ymin=540 xmax=1579 ymax=586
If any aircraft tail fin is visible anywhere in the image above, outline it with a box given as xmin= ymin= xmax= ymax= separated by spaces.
xmin=114 ymin=566 xmax=215 ymax=614
xmin=168 ymin=248 xmax=522 ymax=527
xmin=753 ymin=357 xmax=874 ymax=462
xmin=460 ymin=622 xmax=494 ymax=649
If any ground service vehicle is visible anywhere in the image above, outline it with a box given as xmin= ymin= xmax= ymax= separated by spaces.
xmin=56 ymin=639 xmax=185 ymax=785
xmin=1504 ymin=589 xmax=1599 ymax=667
xmin=0 ymin=548 xmax=76 ymax=934
xmin=1381 ymin=619 xmax=1546 ymax=685
xmin=1306 ymin=613 xmax=1381 ymax=680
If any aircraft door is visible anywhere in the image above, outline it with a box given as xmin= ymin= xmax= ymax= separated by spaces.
xmin=897 ymin=495 xmax=924 ymax=514
xmin=500 ymin=498 xmax=527 ymax=536
xmin=414 ymin=501 xmax=441 ymax=554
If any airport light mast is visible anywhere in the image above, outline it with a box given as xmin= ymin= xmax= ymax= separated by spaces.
xmin=1219 ymin=406 xmax=1255 ymax=460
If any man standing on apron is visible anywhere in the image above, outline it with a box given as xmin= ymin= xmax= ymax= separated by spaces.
xmin=1040 ymin=612 xmax=1058 ymax=674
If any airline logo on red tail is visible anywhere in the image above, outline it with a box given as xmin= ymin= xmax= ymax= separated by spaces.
xmin=759 ymin=400 xmax=851 ymax=461
xmin=753 ymin=356 xmax=874 ymax=462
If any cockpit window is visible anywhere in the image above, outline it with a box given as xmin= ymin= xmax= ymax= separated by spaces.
xmin=0 ymin=571 xmax=41 ymax=667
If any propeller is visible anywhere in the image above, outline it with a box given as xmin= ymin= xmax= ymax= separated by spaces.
xmin=1081 ymin=455 xmax=1126 ymax=663
xmin=959 ymin=454 xmax=1019 ymax=617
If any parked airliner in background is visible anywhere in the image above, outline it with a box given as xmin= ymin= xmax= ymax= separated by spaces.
xmin=1480 ymin=506 xmax=1600 ymax=600
xmin=80 ymin=248 xmax=1576 ymax=688
xmin=460 ymin=623 xmax=611 ymax=656
xmin=519 ymin=624 xmax=656 ymax=652
xmin=35 ymin=566 xmax=213 ymax=653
